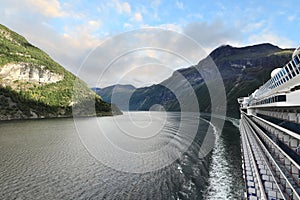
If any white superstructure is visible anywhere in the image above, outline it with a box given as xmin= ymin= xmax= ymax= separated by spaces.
xmin=238 ymin=47 xmax=300 ymax=200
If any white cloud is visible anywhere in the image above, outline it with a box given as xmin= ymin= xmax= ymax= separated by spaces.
xmin=1 ymin=0 xmax=295 ymax=89
xmin=0 ymin=0 xmax=245 ymax=88
xmin=176 ymin=1 xmax=184 ymax=10
xmin=157 ymin=23 xmax=182 ymax=33
xmin=133 ymin=12 xmax=143 ymax=22
xmin=123 ymin=23 xmax=133 ymax=29
xmin=248 ymin=32 xmax=295 ymax=48
xmin=288 ymin=15 xmax=296 ymax=22
xmin=76 ymin=28 xmax=209 ymax=87
xmin=0 ymin=0 xmax=106 ymax=76
xmin=113 ymin=0 xmax=131 ymax=14
xmin=25 ymin=0 xmax=64 ymax=17
xmin=88 ymin=20 xmax=101 ymax=31
xmin=243 ymin=21 xmax=265 ymax=33
xmin=151 ymin=0 xmax=161 ymax=9
xmin=183 ymin=20 xmax=243 ymax=53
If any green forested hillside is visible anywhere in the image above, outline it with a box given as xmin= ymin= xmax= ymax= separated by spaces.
xmin=0 ymin=24 xmax=119 ymax=120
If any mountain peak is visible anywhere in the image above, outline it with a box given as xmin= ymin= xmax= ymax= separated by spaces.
xmin=208 ymin=43 xmax=282 ymax=61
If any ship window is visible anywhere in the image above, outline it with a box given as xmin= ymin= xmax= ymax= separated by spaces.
xmin=292 ymin=71 xmax=296 ymax=77
xmin=283 ymin=69 xmax=287 ymax=75
xmin=291 ymin=62 xmax=299 ymax=74
xmin=286 ymin=75 xmax=290 ymax=81
xmin=295 ymin=56 xmax=300 ymax=65
xmin=277 ymin=95 xmax=286 ymax=102
xmin=288 ymin=74 xmax=292 ymax=79
xmin=284 ymin=66 xmax=290 ymax=73
xmin=288 ymin=63 xmax=293 ymax=71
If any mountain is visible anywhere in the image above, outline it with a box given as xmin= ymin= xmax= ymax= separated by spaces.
xmin=99 ymin=43 xmax=293 ymax=118
xmin=92 ymin=84 xmax=136 ymax=110
xmin=0 ymin=24 xmax=121 ymax=120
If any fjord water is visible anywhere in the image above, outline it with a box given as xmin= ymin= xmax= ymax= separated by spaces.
xmin=0 ymin=112 xmax=244 ymax=199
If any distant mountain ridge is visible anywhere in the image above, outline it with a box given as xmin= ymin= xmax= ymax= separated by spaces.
xmin=0 ymin=24 xmax=120 ymax=120
xmin=97 ymin=43 xmax=293 ymax=118
xmin=92 ymin=84 xmax=136 ymax=111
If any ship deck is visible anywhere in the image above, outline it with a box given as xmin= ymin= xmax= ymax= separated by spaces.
xmin=240 ymin=112 xmax=300 ymax=200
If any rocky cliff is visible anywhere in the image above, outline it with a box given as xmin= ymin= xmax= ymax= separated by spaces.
xmin=0 ymin=62 xmax=63 ymax=87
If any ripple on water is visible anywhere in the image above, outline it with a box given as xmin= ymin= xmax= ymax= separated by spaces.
xmin=0 ymin=113 xmax=243 ymax=199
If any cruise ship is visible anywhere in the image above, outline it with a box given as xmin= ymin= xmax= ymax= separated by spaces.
xmin=238 ymin=47 xmax=300 ymax=200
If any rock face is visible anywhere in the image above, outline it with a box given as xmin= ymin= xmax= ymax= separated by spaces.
xmin=0 ymin=62 xmax=63 ymax=85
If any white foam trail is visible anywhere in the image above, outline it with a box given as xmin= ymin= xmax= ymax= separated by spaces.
xmin=201 ymin=114 xmax=240 ymax=199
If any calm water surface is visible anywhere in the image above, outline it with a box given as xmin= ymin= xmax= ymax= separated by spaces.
xmin=0 ymin=112 xmax=244 ymax=199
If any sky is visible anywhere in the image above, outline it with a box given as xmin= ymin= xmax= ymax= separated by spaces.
xmin=1 ymin=0 xmax=299 ymax=87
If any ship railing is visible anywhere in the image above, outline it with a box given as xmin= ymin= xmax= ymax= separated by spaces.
xmin=240 ymin=114 xmax=269 ymax=199
xmin=244 ymin=114 xmax=300 ymax=199
xmin=251 ymin=117 xmax=300 ymax=187
xmin=252 ymin=114 xmax=300 ymax=151
xmin=256 ymin=109 xmax=300 ymax=125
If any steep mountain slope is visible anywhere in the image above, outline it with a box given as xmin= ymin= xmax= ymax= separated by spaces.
xmin=0 ymin=24 xmax=120 ymax=120
xmin=99 ymin=43 xmax=293 ymax=118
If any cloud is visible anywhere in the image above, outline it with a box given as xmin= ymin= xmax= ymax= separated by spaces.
xmin=133 ymin=12 xmax=143 ymax=22
xmin=123 ymin=23 xmax=133 ymax=29
xmin=2 ymin=0 xmax=295 ymax=89
xmin=151 ymin=0 xmax=161 ymax=9
xmin=76 ymin=28 xmax=212 ymax=87
xmin=288 ymin=15 xmax=296 ymax=22
xmin=0 ymin=0 xmax=245 ymax=88
xmin=122 ymin=2 xmax=131 ymax=13
xmin=113 ymin=0 xmax=131 ymax=14
xmin=157 ymin=23 xmax=182 ymax=32
xmin=0 ymin=0 xmax=104 ymax=77
xmin=248 ymin=32 xmax=295 ymax=48
xmin=88 ymin=20 xmax=102 ymax=31
xmin=182 ymin=20 xmax=243 ymax=52
xmin=176 ymin=1 xmax=184 ymax=10
xmin=243 ymin=21 xmax=265 ymax=33
xmin=25 ymin=0 xmax=64 ymax=17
